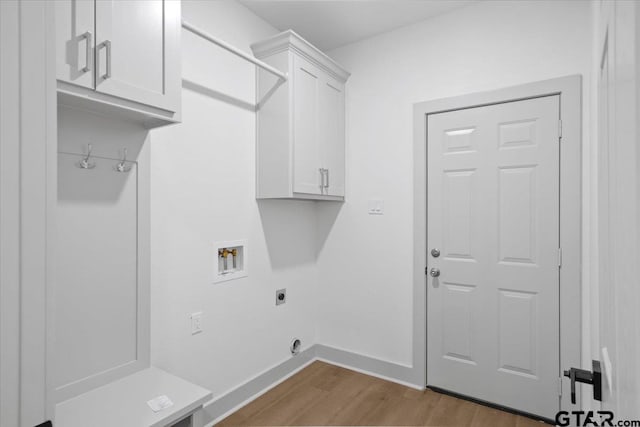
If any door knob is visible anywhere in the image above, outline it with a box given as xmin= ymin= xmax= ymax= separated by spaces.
xmin=429 ymin=268 xmax=440 ymax=277
xmin=431 ymin=248 xmax=440 ymax=257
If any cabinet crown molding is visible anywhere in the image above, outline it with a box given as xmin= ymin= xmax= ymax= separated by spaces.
xmin=251 ymin=30 xmax=351 ymax=83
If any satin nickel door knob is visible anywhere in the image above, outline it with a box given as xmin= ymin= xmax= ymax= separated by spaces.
xmin=429 ymin=268 xmax=440 ymax=277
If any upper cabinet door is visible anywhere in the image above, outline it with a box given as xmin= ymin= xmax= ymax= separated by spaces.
xmin=94 ymin=0 xmax=180 ymax=112
xmin=55 ymin=0 xmax=95 ymax=89
xmin=319 ymin=77 xmax=346 ymax=197
xmin=292 ymin=55 xmax=322 ymax=195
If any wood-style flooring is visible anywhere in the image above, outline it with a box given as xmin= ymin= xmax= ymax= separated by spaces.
xmin=217 ymin=361 xmax=548 ymax=426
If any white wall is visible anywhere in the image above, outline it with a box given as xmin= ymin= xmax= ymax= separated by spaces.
xmin=150 ymin=0 xmax=596 ymax=412
xmin=55 ymin=107 xmax=151 ymax=403
xmin=150 ymin=0 xmax=318 ymax=405
xmin=318 ymin=0 xmax=593 ymax=372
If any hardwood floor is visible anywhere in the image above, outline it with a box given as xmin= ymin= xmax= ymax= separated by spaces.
xmin=217 ymin=361 xmax=548 ymax=426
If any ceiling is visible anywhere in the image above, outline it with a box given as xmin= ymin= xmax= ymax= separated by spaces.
xmin=239 ymin=0 xmax=475 ymax=51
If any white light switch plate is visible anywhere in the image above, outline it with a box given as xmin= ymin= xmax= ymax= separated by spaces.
xmin=190 ymin=312 xmax=203 ymax=335
xmin=368 ymin=199 xmax=384 ymax=215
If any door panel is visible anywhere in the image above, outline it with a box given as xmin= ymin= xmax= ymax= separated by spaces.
xmin=427 ymin=95 xmax=560 ymax=419
xmin=95 ymin=0 xmax=171 ymax=110
xmin=55 ymin=0 xmax=95 ymax=89
xmin=293 ymin=55 xmax=322 ymax=195
xmin=597 ymin=0 xmax=640 ymax=417
xmin=320 ymin=77 xmax=345 ymax=196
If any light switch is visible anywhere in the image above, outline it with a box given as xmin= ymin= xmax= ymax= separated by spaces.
xmin=368 ymin=199 xmax=384 ymax=215
xmin=190 ymin=312 xmax=203 ymax=335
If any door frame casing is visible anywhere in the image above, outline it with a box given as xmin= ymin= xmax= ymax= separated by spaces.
xmin=412 ymin=75 xmax=582 ymax=411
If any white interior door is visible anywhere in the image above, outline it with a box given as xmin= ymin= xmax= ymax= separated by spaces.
xmin=596 ymin=0 xmax=640 ymax=417
xmin=427 ymin=95 xmax=561 ymax=419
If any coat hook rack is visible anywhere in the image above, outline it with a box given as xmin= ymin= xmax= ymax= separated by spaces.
xmin=78 ymin=144 xmax=96 ymax=169
xmin=115 ymin=148 xmax=132 ymax=173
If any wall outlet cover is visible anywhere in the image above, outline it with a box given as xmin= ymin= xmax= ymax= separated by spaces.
xmin=190 ymin=312 xmax=203 ymax=335
xmin=368 ymin=199 xmax=384 ymax=215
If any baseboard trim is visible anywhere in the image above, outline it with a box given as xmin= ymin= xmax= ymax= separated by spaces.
xmin=314 ymin=344 xmax=421 ymax=390
xmin=200 ymin=344 xmax=420 ymax=425
xmin=202 ymin=348 xmax=316 ymax=426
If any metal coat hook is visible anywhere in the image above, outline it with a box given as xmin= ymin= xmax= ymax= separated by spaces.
xmin=78 ymin=144 xmax=96 ymax=169
xmin=115 ymin=148 xmax=132 ymax=173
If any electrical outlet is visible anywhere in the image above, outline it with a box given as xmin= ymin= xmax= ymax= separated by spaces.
xmin=276 ymin=289 xmax=286 ymax=306
xmin=190 ymin=312 xmax=203 ymax=335
xmin=368 ymin=199 xmax=384 ymax=215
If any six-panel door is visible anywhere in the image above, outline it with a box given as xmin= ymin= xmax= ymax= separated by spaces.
xmin=427 ymin=96 xmax=561 ymax=419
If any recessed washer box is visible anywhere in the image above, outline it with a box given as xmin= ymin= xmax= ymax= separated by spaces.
xmin=213 ymin=240 xmax=248 ymax=283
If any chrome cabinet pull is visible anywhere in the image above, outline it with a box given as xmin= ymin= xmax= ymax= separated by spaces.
xmin=98 ymin=40 xmax=112 ymax=80
xmin=319 ymin=168 xmax=326 ymax=192
xmin=318 ymin=168 xmax=330 ymax=193
xmin=80 ymin=31 xmax=93 ymax=73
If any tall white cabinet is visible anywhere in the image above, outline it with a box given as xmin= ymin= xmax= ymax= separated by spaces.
xmin=252 ymin=31 xmax=350 ymax=201
xmin=54 ymin=0 xmax=181 ymax=126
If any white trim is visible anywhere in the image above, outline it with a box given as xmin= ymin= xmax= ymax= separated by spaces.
xmin=0 ymin=2 xmax=22 ymax=425
xmin=412 ymin=75 xmax=583 ymax=411
xmin=251 ymin=30 xmax=351 ymax=83
xmin=313 ymin=345 xmax=424 ymax=391
xmin=202 ymin=348 xmax=316 ymax=426
xmin=51 ymin=118 xmax=152 ymax=405
xmin=314 ymin=344 xmax=419 ymax=389
xmin=200 ymin=343 xmax=419 ymax=425
xmin=0 ymin=1 xmax=57 ymax=425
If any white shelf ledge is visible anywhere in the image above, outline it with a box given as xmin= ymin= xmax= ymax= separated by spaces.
xmin=55 ymin=367 xmax=212 ymax=427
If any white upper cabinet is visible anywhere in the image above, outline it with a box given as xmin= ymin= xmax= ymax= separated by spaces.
xmin=252 ymin=30 xmax=350 ymax=201
xmin=55 ymin=0 xmax=95 ymax=90
xmin=54 ymin=0 xmax=181 ymax=127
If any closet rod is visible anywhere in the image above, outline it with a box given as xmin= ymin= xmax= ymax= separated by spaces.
xmin=181 ymin=20 xmax=287 ymax=82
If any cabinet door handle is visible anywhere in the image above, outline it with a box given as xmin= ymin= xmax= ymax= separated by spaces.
xmin=98 ymin=40 xmax=112 ymax=80
xmin=80 ymin=31 xmax=92 ymax=73
xmin=325 ymin=168 xmax=330 ymax=189
xmin=319 ymin=168 xmax=326 ymax=192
